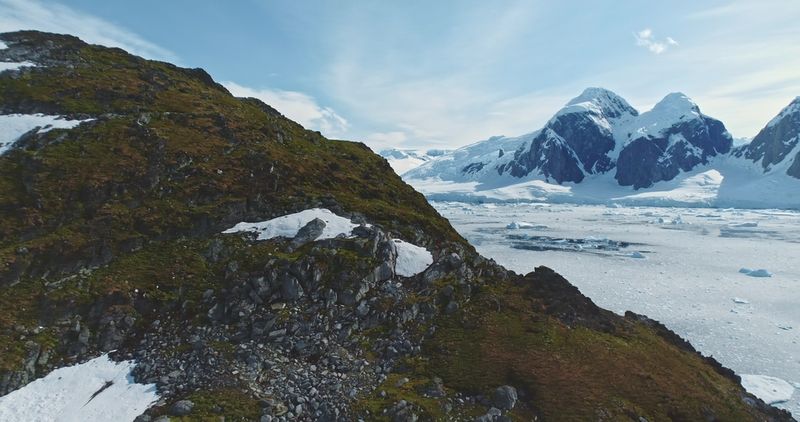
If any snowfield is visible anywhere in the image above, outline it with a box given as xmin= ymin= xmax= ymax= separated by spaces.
xmin=223 ymin=208 xmax=363 ymax=240
xmin=434 ymin=201 xmax=800 ymax=416
xmin=407 ymin=150 xmax=800 ymax=210
xmin=0 ymin=354 xmax=159 ymax=422
xmin=393 ymin=239 xmax=433 ymax=277
xmin=0 ymin=61 xmax=36 ymax=72
xmin=0 ymin=41 xmax=38 ymax=72
xmin=0 ymin=114 xmax=94 ymax=155
xmin=225 ymin=209 xmax=433 ymax=276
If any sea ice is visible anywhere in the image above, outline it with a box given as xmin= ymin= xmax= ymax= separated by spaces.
xmin=740 ymin=374 xmax=795 ymax=404
xmin=506 ymin=221 xmax=546 ymax=229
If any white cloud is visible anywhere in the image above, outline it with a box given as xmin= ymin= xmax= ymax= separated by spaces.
xmin=222 ymin=81 xmax=349 ymax=137
xmin=366 ymin=131 xmax=408 ymax=148
xmin=634 ymin=28 xmax=677 ymax=55
xmin=0 ymin=0 xmax=176 ymax=61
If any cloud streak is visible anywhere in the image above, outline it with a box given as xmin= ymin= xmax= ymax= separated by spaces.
xmin=223 ymin=81 xmax=349 ymax=138
xmin=0 ymin=0 xmax=176 ymax=61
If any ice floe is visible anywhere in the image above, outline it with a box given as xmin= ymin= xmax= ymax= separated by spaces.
xmin=739 ymin=268 xmax=773 ymax=278
xmin=505 ymin=221 xmax=547 ymax=230
xmin=740 ymin=374 xmax=795 ymax=404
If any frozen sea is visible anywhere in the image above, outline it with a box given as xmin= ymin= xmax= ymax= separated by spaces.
xmin=433 ymin=201 xmax=800 ymax=416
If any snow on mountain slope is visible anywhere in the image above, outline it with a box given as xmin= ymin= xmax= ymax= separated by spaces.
xmin=408 ymin=149 xmax=800 ymax=209
xmin=498 ymin=88 xmax=637 ymax=184
xmin=614 ymin=92 xmax=732 ymax=188
xmin=222 ymin=208 xmax=363 ymax=240
xmin=406 ymin=88 xmax=732 ymax=192
xmin=378 ymin=148 xmax=450 ymax=175
xmin=735 ymin=97 xmax=800 ymax=179
xmin=0 ymin=354 xmax=158 ymax=422
xmin=404 ymin=133 xmax=535 ymax=186
xmin=399 ymin=88 xmax=800 ymax=209
xmin=392 ymin=239 xmax=433 ymax=277
xmin=0 ymin=114 xmax=92 ymax=155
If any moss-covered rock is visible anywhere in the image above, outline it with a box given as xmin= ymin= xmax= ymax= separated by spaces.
xmin=0 ymin=30 xmax=792 ymax=421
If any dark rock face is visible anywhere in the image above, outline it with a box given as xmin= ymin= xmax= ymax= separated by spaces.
xmin=789 ymin=152 xmax=800 ymax=178
xmin=615 ymin=137 xmax=677 ymax=189
xmin=490 ymin=90 xmax=734 ymax=189
xmin=492 ymin=385 xmax=518 ymax=410
xmin=498 ymin=88 xmax=635 ymax=183
xmin=548 ymin=112 xmax=616 ymax=174
xmin=616 ymin=116 xmax=732 ymax=189
xmin=502 ymin=129 xmax=586 ymax=184
xmin=736 ymin=97 xmax=800 ymax=178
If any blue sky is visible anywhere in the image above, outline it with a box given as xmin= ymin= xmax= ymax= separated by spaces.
xmin=1 ymin=0 xmax=799 ymax=150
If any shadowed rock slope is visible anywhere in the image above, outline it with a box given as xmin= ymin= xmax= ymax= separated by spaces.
xmin=0 ymin=31 xmax=792 ymax=421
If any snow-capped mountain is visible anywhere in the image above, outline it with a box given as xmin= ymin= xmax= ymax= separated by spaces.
xmin=734 ymin=97 xmax=800 ymax=179
xmin=378 ymin=148 xmax=450 ymax=174
xmin=402 ymin=89 xmax=800 ymax=209
xmin=497 ymin=88 xmax=638 ymax=184
xmin=615 ymin=92 xmax=732 ymax=188
xmin=408 ymin=88 xmax=732 ymax=190
xmin=494 ymin=88 xmax=732 ymax=189
xmin=403 ymin=133 xmax=534 ymax=182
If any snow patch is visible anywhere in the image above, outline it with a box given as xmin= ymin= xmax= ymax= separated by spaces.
xmin=0 ymin=354 xmax=158 ymax=422
xmin=1 ymin=114 xmax=92 ymax=155
xmin=741 ymin=374 xmax=795 ymax=404
xmin=223 ymin=208 xmax=362 ymax=241
xmin=0 ymin=61 xmax=36 ymax=72
xmin=393 ymin=239 xmax=433 ymax=277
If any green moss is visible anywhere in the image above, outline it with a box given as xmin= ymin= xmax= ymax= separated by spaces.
xmin=172 ymin=389 xmax=261 ymax=421
xmin=426 ymin=281 xmax=763 ymax=421
xmin=208 ymin=340 xmax=235 ymax=359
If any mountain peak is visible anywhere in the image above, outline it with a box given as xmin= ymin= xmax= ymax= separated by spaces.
xmin=561 ymin=87 xmax=638 ymax=119
xmin=652 ymin=92 xmax=700 ymax=114
xmin=766 ymin=96 xmax=800 ymax=128
xmin=567 ymin=87 xmax=622 ymax=104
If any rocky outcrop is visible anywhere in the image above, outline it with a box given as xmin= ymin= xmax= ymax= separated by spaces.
xmin=615 ymin=93 xmax=732 ymax=188
xmin=735 ymin=97 xmax=800 ymax=178
xmin=416 ymin=89 xmax=736 ymax=191
xmin=499 ymin=87 xmax=637 ymax=183
xmin=0 ymin=31 xmax=793 ymax=422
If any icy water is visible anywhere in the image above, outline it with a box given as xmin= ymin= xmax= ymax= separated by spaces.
xmin=434 ymin=202 xmax=800 ymax=416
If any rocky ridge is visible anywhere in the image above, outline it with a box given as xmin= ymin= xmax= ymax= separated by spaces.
xmin=0 ymin=31 xmax=794 ymax=421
